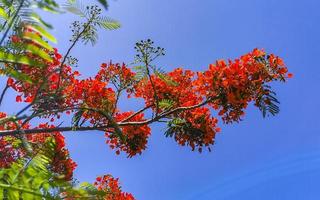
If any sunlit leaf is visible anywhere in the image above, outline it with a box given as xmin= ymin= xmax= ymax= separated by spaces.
xmin=29 ymin=12 xmax=53 ymax=29
xmin=97 ymin=0 xmax=109 ymax=9
xmin=97 ymin=16 xmax=120 ymax=30
xmin=22 ymin=32 xmax=53 ymax=51
xmin=4 ymin=68 xmax=33 ymax=84
xmin=0 ymin=50 xmax=45 ymax=67
xmin=25 ymin=24 xmax=57 ymax=43
xmin=0 ymin=6 xmax=8 ymax=19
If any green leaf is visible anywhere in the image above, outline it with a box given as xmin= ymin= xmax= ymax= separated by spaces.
xmin=22 ymin=32 xmax=53 ymax=51
xmin=97 ymin=16 xmax=120 ymax=30
xmin=7 ymin=189 xmax=19 ymax=200
xmin=23 ymin=44 xmax=53 ymax=61
xmin=0 ymin=6 xmax=8 ymax=19
xmin=72 ymin=109 xmax=84 ymax=127
xmin=0 ymin=187 xmax=3 ymax=199
xmin=35 ymin=1 xmax=60 ymax=14
xmin=12 ymin=43 xmax=53 ymax=62
xmin=155 ymin=70 xmax=178 ymax=86
xmin=159 ymin=99 xmax=174 ymax=110
xmin=25 ymin=24 xmax=57 ymax=43
xmin=63 ymin=0 xmax=86 ymax=17
xmin=0 ymin=50 xmax=45 ymax=68
xmin=97 ymin=0 xmax=109 ymax=9
xmin=0 ymin=0 xmax=12 ymax=7
xmin=29 ymin=12 xmax=53 ymax=29
xmin=256 ymin=86 xmax=280 ymax=118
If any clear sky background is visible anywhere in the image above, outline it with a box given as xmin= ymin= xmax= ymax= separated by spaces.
xmin=13 ymin=0 xmax=320 ymax=199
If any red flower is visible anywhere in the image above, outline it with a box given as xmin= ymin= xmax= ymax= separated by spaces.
xmin=16 ymin=95 xmax=22 ymax=102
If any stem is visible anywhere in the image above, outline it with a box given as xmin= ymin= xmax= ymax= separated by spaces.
xmin=0 ymin=0 xmax=25 ymax=46
xmin=0 ymin=97 xmax=216 ymax=137
xmin=16 ymin=103 xmax=32 ymax=116
xmin=56 ymin=18 xmax=93 ymax=89
xmin=120 ymin=105 xmax=152 ymax=122
xmin=119 ymin=97 xmax=214 ymax=126
xmin=0 ymin=0 xmax=14 ymax=31
xmin=0 ymin=126 xmax=108 ymax=136
xmin=0 ymin=183 xmax=46 ymax=198
xmin=137 ymin=45 xmax=160 ymax=115
xmin=112 ymin=90 xmax=121 ymax=115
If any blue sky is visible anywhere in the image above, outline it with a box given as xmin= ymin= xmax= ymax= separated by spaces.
xmin=10 ymin=0 xmax=320 ymax=199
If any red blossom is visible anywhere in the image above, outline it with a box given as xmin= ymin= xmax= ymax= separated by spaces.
xmin=94 ymin=175 xmax=135 ymax=200
xmin=0 ymin=45 xmax=291 ymax=197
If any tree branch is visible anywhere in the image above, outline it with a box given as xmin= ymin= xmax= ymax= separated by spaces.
xmin=0 ymin=0 xmax=25 ymax=46
xmin=56 ymin=18 xmax=94 ymax=89
xmin=119 ymin=97 xmax=214 ymax=126
xmin=120 ymin=105 xmax=152 ymax=122
xmin=0 ymin=126 xmax=108 ymax=137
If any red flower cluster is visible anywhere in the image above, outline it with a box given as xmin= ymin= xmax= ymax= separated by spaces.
xmin=0 ymin=112 xmax=76 ymax=180
xmin=173 ymin=107 xmax=220 ymax=152
xmin=0 ymin=43 xmax=291 ymax=194
xmin=26 ymin=123 xmax=77 ymax=181
xmin=106 ymin=111 xmax=151 ymax=157
xmin=94 ymin=175 xmax=135 ymax=200
xmin=195 ymin=48 xmax=292 ymax=123
xmin=0 ymin=112 xmax=28 ymax=168
xmin=96 ymin=62 xmax=136 ymax=91
xmin=64 ymin=77 xmax=116 ymax=125
xmin=4 ymin=47 xmax=292 ymax=156
xmin=134 ymin=68 xmax=201 ymax=108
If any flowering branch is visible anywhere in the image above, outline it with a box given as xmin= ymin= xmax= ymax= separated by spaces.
xmin=0 ymin=97 xmax=214 ymax=137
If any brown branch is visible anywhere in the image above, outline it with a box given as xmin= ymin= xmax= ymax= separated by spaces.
xmin=120 ymin=105 xmax=152 ymax=122
xmin=111 ymin=90 xmax=121 ymax=115
xmin=0 ymin=95 xmax=217 ymax=138
xmin=0 ymin=126 xmax=108 ymax=137
xmin=119 ymin=97 xmax=214 ymax=126
xmin=0 ymin=99 xmax=212 ymax=136
xmin=0 ymin=105 xmax=124 ymax=140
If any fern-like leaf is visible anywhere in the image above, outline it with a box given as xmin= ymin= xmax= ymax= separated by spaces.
xmin=256 ymin=85 xmax=280 ymax=117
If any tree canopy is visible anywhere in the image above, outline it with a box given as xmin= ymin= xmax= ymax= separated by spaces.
xmin=0 ymin=0 xmax=292 ymax=199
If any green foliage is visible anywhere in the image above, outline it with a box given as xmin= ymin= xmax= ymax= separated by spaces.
xmin=96 ymin=0 xmax=109 ymax=9
xmin=256 ymin=85 xmax=280 ymax=117
xmin=133 ymin=39 xmax=165 ymax=64
xmin=72 ymin=109 xmax=85 ymax=128
xmin=0 ymin=139 xmax=106 ymax=199
xmin=153 ymin=67 xmax=178 ymax=86
xmin=2 ymin=67 xmax=33 ymax=83
xmin=159 ymin=99 xmax=174 ymax=110
xmin=0 ymin=6 xmax=8 ymax=20
xmin=64 ymin=1 xmax=120 ymax=45
xmin=0 ymin=0 xmax=58 ymax=69
xmin=0 ymin=0 xmax=119 ymax=75
xmin=0 ymin=50 xmax=45 ymax=67
xmin=132 ymin=39 xmax=178 ymax=87
xmin=165 ymin=118 xmax=204 ymax=139
xmin=132 ymin=65 xmax=147 ymax=81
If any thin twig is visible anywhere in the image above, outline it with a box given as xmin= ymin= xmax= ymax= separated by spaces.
xmin=119 ymin=97 xmax=214 ymax=126
xmin=0 ymin=0 xmax=25 ymax=46
xmin=56 ymin=18 xmax=94 ymax=89
xmin=120 ymin=105 xmax=152 ymax=122
xmin=0 ymin=126 xmax=107 ymax=136
xmin=137 ymin=44 xmax=160 ymax=115
xmin=0 ymin=97 xmax=215 ymax=137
